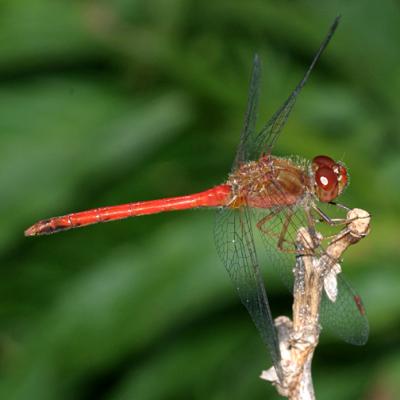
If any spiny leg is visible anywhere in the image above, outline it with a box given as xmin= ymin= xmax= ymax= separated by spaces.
xmin=256 ymin=208 xmax=283 ymax=239
xmin=277 ymin=210 xmax=296 ymax=253
xmin=312 ymin=205 xmax=349 ymax=226
xmin=256 ymin=208 xmax=298 ymax=249
xmin=279 ymin=210 xmax=316 ymax=256
xmin=257 ymin=208 xmax=314 ymax=255
xmin=312 ymin=204 xmax=369 ymax=243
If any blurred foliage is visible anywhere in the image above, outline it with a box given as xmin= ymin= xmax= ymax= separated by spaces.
xmin=0 ymin=0 xmax=399 ymax=399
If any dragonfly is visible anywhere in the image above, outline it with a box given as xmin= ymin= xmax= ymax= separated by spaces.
xmin=25 ymin=16 xmax=368 ymax=380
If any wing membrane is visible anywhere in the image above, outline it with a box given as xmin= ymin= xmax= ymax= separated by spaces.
xmin=214 ymin=205 xmax=282 ymax=379
xmin=320 ymin=274 xmax=369 ymax=345
xmin=233 ymin=54 xmax=261 ymax=169
xmin=236 ymin=17 xmax=340 ymax=164
xmin=252 ymin=202 xmax=369 ymax=345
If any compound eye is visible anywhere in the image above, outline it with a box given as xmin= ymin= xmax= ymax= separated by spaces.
xmin=316 ymin=167 xmax=337 ymax=190
xmin=315 ymin=166 xmax=338 ymax=202
xmin=334 ymin=164 xmax=348 ymax=188
xmin=312 ymin=155 xmax=335 ymax=170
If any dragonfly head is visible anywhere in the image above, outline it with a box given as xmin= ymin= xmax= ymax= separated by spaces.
xmin=312 ymin=155 xmax=348 ymax=202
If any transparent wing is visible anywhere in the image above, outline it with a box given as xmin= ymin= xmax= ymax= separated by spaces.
xmin=320 ymin=274 xmax=369 ymax=345
xmin=252 ymin=204 xmax=308 ymax=289
xmin=214 ymin=205 xmax=282 ymax=379
xmin=236 ymin=17 xmax=340 ymax=164
xmin=251 ymin=202 xmax=369 ymax=346
xmin=233 ymin=53 xmax=261 ymax=169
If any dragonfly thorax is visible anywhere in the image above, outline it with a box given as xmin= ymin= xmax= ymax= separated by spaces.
xmin=227 ymin=156 xmax=311 ymax=209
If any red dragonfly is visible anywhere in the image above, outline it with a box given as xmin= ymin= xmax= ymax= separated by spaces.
xmin=25 ymin=17 xmax=368 ymax=380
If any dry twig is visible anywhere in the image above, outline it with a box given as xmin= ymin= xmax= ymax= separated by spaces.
xmin=261 ymin=208 xmax=371 ymax=399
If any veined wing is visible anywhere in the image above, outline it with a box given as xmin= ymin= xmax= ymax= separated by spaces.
xmin=214 ymin=205 xmax=282 ymax=380
xmin=235 ymin=17 xmax=340 ymax=166
xmin=251 ymin=202 xmax=369 ymax=346
xmin=320 ymin=274 xmax=369 ymax=345
xmin=233 ymin=53 xmax=261 ymax=170
xmin=218 ymin=49 xmax=281 ymax=380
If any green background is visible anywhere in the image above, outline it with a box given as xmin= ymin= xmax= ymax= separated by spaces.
xmin=0 ymin=1 xmax=399 ymax=399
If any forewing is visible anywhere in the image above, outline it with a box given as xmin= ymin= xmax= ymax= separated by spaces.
xmin=233 ymin=53 xmax=261 ymax=170
xmin=214 ymin=205 xmax=282 ymax=379
xmin=237 ymin=17 xmax=340 ymax=163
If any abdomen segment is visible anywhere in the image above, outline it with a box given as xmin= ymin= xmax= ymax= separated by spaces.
xmin=25 ymin=185 xmax=232 ymax=236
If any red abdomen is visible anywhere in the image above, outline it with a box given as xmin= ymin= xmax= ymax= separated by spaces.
xmin=25 ymin=185 xmax=232 ymax=236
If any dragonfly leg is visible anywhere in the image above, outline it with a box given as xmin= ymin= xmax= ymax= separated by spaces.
xmin=312 ymin=205 xmax=348 ymax=226
xmin=256 ymin=208 xmax=283 ymax=239
xmin=314 ymin=203 xmax=370 ymax=226
xmin=257 ymin=209 xmax=314 ymax=255
xmin=256 ymin=209 xmax=296 ymax=252
xmin=329 ymin=201 xmax=351 ymax=211
xmin=312 ymin=206 xmax=350 ymax=242
xmin=274 ymin=212 xmax=314 ymax=255
xmin=273 ymin=210 xmax=312 ymax=254
xmin=276 ymin=211 xmax=296 ymax=252
xmin=313 ymin=205 xmax=370 ymax=243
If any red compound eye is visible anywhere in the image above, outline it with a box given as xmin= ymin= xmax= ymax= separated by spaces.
xmin=336 ymin=164 xmax=348 ymax=188
xmin=315 ymin=166 xmax=338 ymax=202
xmin=312 ymin=155 xmax=335 ymax=170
